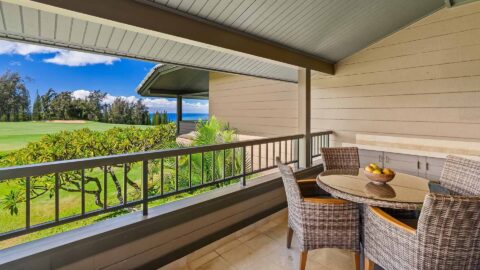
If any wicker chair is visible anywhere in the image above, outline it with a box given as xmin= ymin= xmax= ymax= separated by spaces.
xmin=364 ymin=193 xmax=480 ymax=270
xmin=276 ymin=157 xmax=360 ymax=270
xmin=438 ymin=155 xmax=480 ymax=196
xmin=320 ymin=147 xmax=360 ymax=170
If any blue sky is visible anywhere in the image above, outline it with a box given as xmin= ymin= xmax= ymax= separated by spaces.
xmin=0 ymin=40 xmax=208 ymax=114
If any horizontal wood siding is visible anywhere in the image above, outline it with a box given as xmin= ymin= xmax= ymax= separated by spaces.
xmin=311 ymin=2 xmax=480 ymax=146
xmin=209 ymin=72 xmax=298 ymax=137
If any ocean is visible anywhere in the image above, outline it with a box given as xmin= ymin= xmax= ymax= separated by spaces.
xmin=150 ymin=113 xmax=209 ymax=122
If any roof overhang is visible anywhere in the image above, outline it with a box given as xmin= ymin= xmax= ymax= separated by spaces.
xmin=136 ymin=65 xmax=209 ymax=99
xmin=0 ymin=0 xmax=449 ymax=83
xmin=0 ymin=0 xmax=299 ymax=82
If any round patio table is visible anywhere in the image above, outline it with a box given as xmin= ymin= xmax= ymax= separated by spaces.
xmin=316 ymin=169 xmax=430 ymax=210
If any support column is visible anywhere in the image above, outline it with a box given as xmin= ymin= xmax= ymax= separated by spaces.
xmin=298 ymin=68 xmax=311 ymax=168
xmin=176 ymin=95 xmax=182 ymax=135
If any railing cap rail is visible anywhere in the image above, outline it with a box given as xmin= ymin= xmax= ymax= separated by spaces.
xmin=310 ymin=130 xmax=334 ymax=136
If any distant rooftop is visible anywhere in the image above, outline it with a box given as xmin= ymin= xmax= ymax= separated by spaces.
xmin=136 ymin=64 xmax=208 ymax=99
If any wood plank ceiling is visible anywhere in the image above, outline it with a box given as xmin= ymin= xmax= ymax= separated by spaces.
xmin=0 ymin=0 xmax=445 ymax=82
xmin=147 ymin=0 xmax=445 ymax=61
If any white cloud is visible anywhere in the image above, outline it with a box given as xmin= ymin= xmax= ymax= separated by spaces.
xmin=0 ymin=40 xmax=59 ymax=55
xmin=182 ymin=100 xmax=209 ymax=114
xmin=142 ymin=98 xmax=177 ymax=111
xmin=71 ymin=89 xmax=91 ymax=100
xmin=102 ymin=94 xmax=138 ymax=105
xmin=0 ymin=40 xmax=120 ymax=66
xmin=71 ymin=89 xmax=208 ymax=114
xmin=43 ymin=51 xmax=119 ymax=67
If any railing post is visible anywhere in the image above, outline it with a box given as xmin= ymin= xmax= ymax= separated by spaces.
xmin=142 ymin=160 xmax=148 ymax=216
xmin=176 ymin=95 xmax=182 ymax=135
xmin=55 ymin=173 xmax=59 ymax=222
xmin=25 ymin=177 xmax=30 ymax=229
xmin=298 ymin=68 xmax=312 ymax=168
xmin=242 ymin=146 xmax=246 ymax=186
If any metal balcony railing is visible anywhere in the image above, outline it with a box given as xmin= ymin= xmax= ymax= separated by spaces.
xmin=311 ymin=131 xmax=333 ymax=161
xmin=0 ymin=133 xmax=337 ymax=241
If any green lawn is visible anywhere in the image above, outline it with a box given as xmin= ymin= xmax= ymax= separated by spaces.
xmin=0 ymin=121 xmax=148 ymax=153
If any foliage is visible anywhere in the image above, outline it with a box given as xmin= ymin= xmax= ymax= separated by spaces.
xmin=35 ymin=89 xmax=151 ymax=125
xmin=0 ymin=121 xmax=151 ymax=153
xmin=152 ymin=111 xmax=169 ymax=125
xmin=2 ymin=190 xmax=23 ymax=215
xmin=0 ymin=70 xmax=152 ymax=125
xmin=0 ymin=124 xmax=177 ymax=214
xmin=0 ymin=71 xmax=30 ymax=122
xmin=32 ymin=91 xmax=42 ymax=121
xmin=0 ymin=117 xmax=253 ymax=250
xmin=192 ymin=116 xmax=236 ymax=146
xmin=189 ymin=116 xmax=243 ymax=183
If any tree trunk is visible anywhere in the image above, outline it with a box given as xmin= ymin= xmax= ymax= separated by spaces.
xmin=107 ymin=166 xmax=124 ymax=204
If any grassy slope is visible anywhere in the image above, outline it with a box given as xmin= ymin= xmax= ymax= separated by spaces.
xmin=0 ymin=121 xmax=148 ymax=153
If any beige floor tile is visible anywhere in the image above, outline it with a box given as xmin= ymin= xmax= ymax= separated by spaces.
xmin=308 ymin=248 xmax=357 ymax=270
xmin=244 ymin=234 xmax=284 ymax=256
xmin=161 ymin=212 xmax=357 ymax=270
xmin=219 ymin=243 xmax=256 ymax=269
xmin=196 ymin=256 xmax=233 ymax=270
xmin=215 ymin=239 xmax=243 ymax=254
xmin=263 ymin=223 xmax=289 ymax=243
xmin=237 ymin=229 xmax=260 ymax=242
xmin=257 ymin=220 xmax=282 ymax=233
xmin=188 ymin=251 xmax=219 ymax=270
xmin=186 ymin=242 xmax=219 ymax=263
xmin=234 ymin=223 xmax=258 ymax=238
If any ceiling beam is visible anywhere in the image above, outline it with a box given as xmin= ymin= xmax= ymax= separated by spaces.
xmin=31 ymin=0 xmax=334 ymax=74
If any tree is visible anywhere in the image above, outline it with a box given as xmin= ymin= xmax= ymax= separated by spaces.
xmin=159 ymin=111 xmax=169 ymax=124
xmin=32 ymin=91 xmax=42 ymax=121
xmin=132 ymin=99 xmax=148 ymax=125
xmin=109 ymin=97 xmax=128 ymax=124
xmin=40 ymin=88 xmax=57 ymax=120
xmin=145 ymin=111 xmax=151 ymax=125
xmin=86 ymin=90 xmax=106 ymax=121
xmin=0 ymin=71 xmax=30 ymax=121
xmin=152 ymin=111 xmax=158 ymax=125
xmin=0 ymin=70 xmax=151 ymax=125
xmin=50 ymin=91 xmax=73 ymax=119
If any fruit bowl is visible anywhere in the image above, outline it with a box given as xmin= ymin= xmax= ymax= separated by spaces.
xmin=363 ymin=163 xmax=395 ymax=185
xmin=363 ymin=170 xmax=395 ymax=185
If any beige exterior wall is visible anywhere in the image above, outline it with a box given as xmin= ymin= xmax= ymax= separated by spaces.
xmin=209 ymin=72 xmax=298 ymax=137
xmin=210 ymin=3 xmax=480 ymax=145
xmin=311 ymin=2 xmax=480 ymax=146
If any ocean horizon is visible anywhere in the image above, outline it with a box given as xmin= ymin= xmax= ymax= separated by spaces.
xmin=150 ymin=113 xmax=208 ymax=122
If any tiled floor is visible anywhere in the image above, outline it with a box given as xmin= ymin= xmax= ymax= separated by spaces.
xmin=160 ymin=210 xmax=357 ymax=270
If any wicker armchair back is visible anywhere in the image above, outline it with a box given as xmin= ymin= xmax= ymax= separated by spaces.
xmin=320 ymin=147 xmax=360 ymax=170
xmin=439 ymin=155 xmax=480 ymax=196
xmin=276 ymin=157 xmax=360 ymax=252
xmin=416 ymin=193 xmax=480 ymax=269
xmin=365 ymin=193 xmax=480 ymax=270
